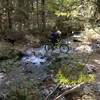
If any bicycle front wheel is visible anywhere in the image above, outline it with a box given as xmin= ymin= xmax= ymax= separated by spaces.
xmin=60 ymin=44 xmax=69 ymax=53
xmin=44 ymin=44 xmax=52 ymax=52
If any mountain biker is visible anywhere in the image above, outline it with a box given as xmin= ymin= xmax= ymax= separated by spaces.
xmin=51 ymin=28 xmax=62 ymax=47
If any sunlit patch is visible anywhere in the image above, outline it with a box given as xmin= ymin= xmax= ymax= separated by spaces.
xmin=85 ymin=64 xmax=97 ymax=73
xmin=0 ymin=73 xmax=5 ymax=84
xmin=75 ymin=45 xmax=93 ymax=53
xmin=22 ymin=55 xmax=47 ymax=66
xmin=94 ymin=59 xmax=100 ymax=64
xmin=21 ymin=46 xmax=48 ymax=66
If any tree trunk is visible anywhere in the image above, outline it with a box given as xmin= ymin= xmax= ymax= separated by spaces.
xmin=0 ymin=14 xmax=3 ymax=33
xmin=41 ymin=0 xmax=46 ymax=33
xmin=6 ymin=0 xmax=12 ymax=32
xmin=36 ymin=0 xmax=39 ymax=30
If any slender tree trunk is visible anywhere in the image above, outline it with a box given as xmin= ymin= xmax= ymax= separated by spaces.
xmin=0 ymin=2 xmax=3 ymax=33
xmin=41 ymin=0 xmax=46 ymax=32
xmin=6 ymin=0 xmax=12 ymax=32
xmin=36 ymin=0 xmax=39 ymax=30
xmin=0 ymin=14 xmax=3 ymax=33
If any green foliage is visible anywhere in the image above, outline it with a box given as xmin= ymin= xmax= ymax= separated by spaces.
xmin=48 ymin=0 xmax=80 ymax=16
xmin=0 ymin=48 xmax=19 ymax=59
xmin=47 ymin=0 xmax=84 ymax=34
xmin=0 ymin=43 xmax=21 ymax=73
xmin=0 ymin=0 xmax=98 ymax=33
xmin=0 ymin=57 xmax=20 ymax=73
xmin=56 ymin=63 xmax=95 ymax=86
xmin=7 ymin=79 xmax=40 ymax=100
xmin=47 ymin=56 xmax=62 ymax=69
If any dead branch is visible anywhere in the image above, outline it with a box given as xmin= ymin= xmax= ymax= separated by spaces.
xmin=54 ymin=82 xmax=84 ymax=100
xmin=45 ymin=84 xmax=60 ymax=100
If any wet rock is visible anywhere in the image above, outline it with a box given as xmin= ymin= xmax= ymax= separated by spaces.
xmin=94 ymin=82 xmax=100 ymax=92
xmin=23 ymin=48 xmax=34 ymax=56
xmin=0 ymin=73 xmax=5 ymax=85
xmin=33 ymin=46 xmax=47 ymax=57
xmin=22 ymin=63 xmax=35 ymax=73
xmin=83 ymin=85 xmax=93 ymax=94
xmin=43 ymin=89 xmax=50 ymax=95
xmin=22 ymin=62 xmax=49 ymax=81
xmin=21 ymin=55 xmax=47 ymax=66
xmin=85 ymin=64 xmax=97 ymax=73
xmin=81 ymin=94 xmax=96 ymax=100
xmin=75 ymin=45 xmax=93 ymax=53
xmin=72 ymin=33 xmax=83 ymax=42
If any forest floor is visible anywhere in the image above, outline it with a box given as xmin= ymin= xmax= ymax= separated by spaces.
xmin=71 ymin=39 xmax=100 ymax=100
xmin=0 ymin=34 xmax=100 ymax=100
xmin=13 ymin=38 xmax=100 ymax=100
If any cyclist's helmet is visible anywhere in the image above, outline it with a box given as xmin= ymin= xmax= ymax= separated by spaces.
xmin=56 ymin=30 xmax=62 ymax=35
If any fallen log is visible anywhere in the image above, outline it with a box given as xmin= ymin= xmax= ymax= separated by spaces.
xmin=54 ymin=82 xmax=84 ymax=100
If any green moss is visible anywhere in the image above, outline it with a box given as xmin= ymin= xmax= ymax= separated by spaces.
xmin=56 ymin=63 xmax=95 ymax=85
xmin=7 ymin=79 xmax=40 ymax=100
xmin=0 ymin=57 xmax=20 ymax=73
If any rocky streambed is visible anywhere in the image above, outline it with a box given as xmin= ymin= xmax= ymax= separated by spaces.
xmin=0 ymin=38 xmax=100 ymax=100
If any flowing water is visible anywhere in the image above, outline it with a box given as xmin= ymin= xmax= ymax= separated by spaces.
xmin=20 ymin=38 xmax=99 ymax=80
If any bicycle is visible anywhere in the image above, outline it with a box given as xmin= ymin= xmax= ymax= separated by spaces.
xmin=44 ymin=38 xmax=70 ymax=54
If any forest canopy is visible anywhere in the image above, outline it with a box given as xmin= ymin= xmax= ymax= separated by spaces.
xmin=0 ymin=0 xmax=99 ymax=34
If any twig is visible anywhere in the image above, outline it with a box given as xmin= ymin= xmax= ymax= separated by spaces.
xmin=45 ymin=84 xmax=60 ymax=100
xmin=54 ymin=82 xmax=84 ymax=100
